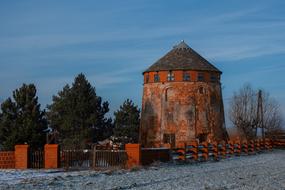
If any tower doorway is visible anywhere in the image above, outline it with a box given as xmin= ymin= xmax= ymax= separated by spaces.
xmin=163 ymin=133 xmax=175 ymax=148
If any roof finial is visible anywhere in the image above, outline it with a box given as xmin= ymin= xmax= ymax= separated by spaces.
xmin=174 ymin=40 xmax=190 ymax=49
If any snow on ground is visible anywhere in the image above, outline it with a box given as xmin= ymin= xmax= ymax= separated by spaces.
xmin=0 ymin=150 xmax=285 ymax=190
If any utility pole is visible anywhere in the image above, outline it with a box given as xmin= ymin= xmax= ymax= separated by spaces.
xmin=194 ymin=94 xmax=198 ymax=141
xmin=257 ymin=90 xmax=265 ymax=139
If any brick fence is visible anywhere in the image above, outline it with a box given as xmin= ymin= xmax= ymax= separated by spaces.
xmin=0 ymin=151 xmax=15 ymax=169
xmin=0 ymin=139 xmax=284 ymax=170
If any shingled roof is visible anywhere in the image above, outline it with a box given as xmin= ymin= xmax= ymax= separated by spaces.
xmin=144 ymin=41 xmax=221 ymax=73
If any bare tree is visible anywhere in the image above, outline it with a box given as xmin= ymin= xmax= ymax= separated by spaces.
xmin=229 ymin=84 xmax=283 ymax=140
xmin=262 ymin=94 xmax=283 ymax=137
xmin=229 ymin=84 xmax=257 ymax=140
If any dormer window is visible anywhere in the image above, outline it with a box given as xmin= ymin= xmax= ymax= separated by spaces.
xmin=198 ymin=73 xmax=204 ymax=82
xmin=183 ymin=72 xmax=190 ymax=81
xmin=154 ymin=73 xmax=160 ymax=82
xmin=167 ymin=71 xmax=175 ymax=81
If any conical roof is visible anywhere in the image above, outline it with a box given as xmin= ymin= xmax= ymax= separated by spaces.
xmin=144 ymin=41 xmax=221 ymax=73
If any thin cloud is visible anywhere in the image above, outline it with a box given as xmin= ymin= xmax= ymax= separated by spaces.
xmin=206 ymin=45 xmax=285 ymax=61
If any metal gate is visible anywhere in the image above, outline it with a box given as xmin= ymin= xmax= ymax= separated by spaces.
xmin=29 ymin=149 xmax=44 ymax=168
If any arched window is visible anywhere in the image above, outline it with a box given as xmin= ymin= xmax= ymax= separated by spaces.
xmin=165 ymin=87 xmax=173 ymax=102
xmin=165 ymin=88 xmax=168 ymax=101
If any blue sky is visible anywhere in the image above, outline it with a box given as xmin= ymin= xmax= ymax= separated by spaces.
xmin=0 ymin=0 xmax=284 ymax=127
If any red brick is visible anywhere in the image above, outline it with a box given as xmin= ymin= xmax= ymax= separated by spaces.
xmin=125 ymin=144 xmax=141 ymax=168
xmin=44 ymin=144 xmax=59 ymax=169
xmin=0 ymin=151 xmax=15 ymax=169
xmin=15 ymin=145 xmax=29 ymax=169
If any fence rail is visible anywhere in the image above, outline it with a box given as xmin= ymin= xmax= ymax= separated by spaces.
xmin=172 ymin=138 xmax=274 ymax=162
xmin=93 ymin=150 xmax=128 ymax=169
xmin=61 ymin=149 xmax=93 ymax=169
xmin=29 ymin=150 xmax=44 ymax=169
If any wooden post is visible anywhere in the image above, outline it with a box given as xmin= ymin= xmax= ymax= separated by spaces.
xmin=249 ymin=140 xmax=254 ymax=154
xmin=218 ymin=142 xmax=226 ymax=159
xmin=265 ymin=138 xmax=272 ymax=150
xmin=188 ymin=141 xmax=198 ymax=161
xmin=242 ymin=141 xmax=248 ymax=154
xmin=201 ymin=142 xmax=208 ymax=161
xmin=212 ymin=141 xmax=218 ymax=160
xmin=93 ymin=146 xmax=97 ymax=168
xmin=227 ymin=141 xmax=234 ymax=157
xmin=234 ymin=141 xmax=241 ymax=156
xmin=255 ymin=140 xmax=260 ymax=152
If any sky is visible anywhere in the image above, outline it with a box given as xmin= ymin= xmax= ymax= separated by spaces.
xmin=0 ymin=0 xmax=284 ymax=127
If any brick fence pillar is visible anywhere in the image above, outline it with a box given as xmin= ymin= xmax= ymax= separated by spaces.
xmin=44 ymin=144 xmax=59 ymax=169
xmin=15 ymin=144 xmax=29 ymax=169
xmin=125 ymin=144 xmax=141 ymax=168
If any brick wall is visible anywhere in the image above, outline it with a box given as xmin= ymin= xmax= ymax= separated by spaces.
xmin=0 ymin=151 xmax=15 ymax=169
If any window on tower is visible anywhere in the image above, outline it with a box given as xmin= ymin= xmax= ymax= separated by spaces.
xmin=183 ymin=72 xmax=190 ymax=81
xmin=145 ymin=74 xmax=149 ymax=83
xmin=167 ymin=71 xmax=175 ymax=81
xmin=154 ymin=73 xmax=160 ymax=82
xmin=210 ymin=74 xmax=217 ymax=82
xmin=197 ymin=73 xmax=204 ymax=82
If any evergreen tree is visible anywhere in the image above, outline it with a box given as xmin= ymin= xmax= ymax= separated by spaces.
xmin=47 ymin=73 xmax=112 ymax=148
xmin=0 ymin=84 xmax=47 ymax=150
xmin=113 ymin=99 xmax=140 ymax=143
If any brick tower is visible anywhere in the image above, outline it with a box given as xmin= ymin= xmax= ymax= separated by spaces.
xmin=140 ymin=41 xmax=228 ymax=148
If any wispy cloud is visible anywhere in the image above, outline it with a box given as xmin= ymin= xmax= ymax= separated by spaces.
xmin=205 ymin=45 xmax=285 ymax=61
xmin=1 ymin=4 xmax=283 ymax=63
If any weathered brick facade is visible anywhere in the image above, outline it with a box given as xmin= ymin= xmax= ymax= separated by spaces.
xmin=140 ymin=41 xmax=228 ymax=147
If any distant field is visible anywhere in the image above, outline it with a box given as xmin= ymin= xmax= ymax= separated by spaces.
xmin=0 ymin=150 xmax=285 ymax=190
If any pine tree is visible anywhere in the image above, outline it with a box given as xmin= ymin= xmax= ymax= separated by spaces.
xmin=47 ymin=73 xmax=112 ymax=149
xmin=113 ymin=99 xmax=140 ymax=143
xmin=0 ymin=84 xmax=47 ymax=150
